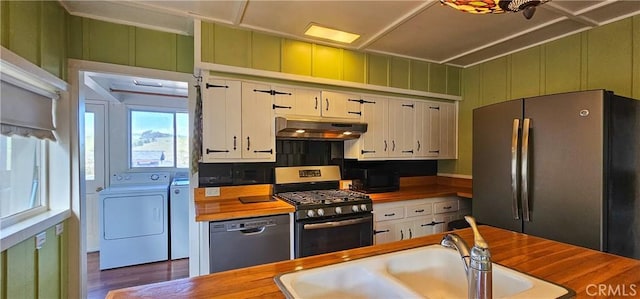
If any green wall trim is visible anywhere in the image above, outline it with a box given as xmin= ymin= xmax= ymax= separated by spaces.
xmin=201 ymin=22 xmax=462 ymax=97
xmin=444 ymin=16 xmax=640 ymax=176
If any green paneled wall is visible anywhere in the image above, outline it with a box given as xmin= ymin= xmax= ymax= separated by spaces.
xmin=1 ymin=221 xmax=67 ymax=299
xmin=1 ymin=1 xmax=67 ymax=79
xmin=68 ymin=17 xmax=194 ymax=73
xmin=439 ymin=15 xmax=640 ymax=176
xmin=200 ymin=22 xmax=462 ymax=96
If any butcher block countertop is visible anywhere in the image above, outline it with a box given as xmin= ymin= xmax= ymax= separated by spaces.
xmin=194 ymin=176 xmax=471 ymax=222
xmin=369 ymin=176 xmax=472 ymax=204
xmin=195 ymin=184 xmax=294 ymax=222
xmin=106 ymin=226 xmax=640 ymax=298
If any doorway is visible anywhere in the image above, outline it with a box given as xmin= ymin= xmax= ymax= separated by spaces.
xmin=71 ymin=60 xmax=195 ymax=298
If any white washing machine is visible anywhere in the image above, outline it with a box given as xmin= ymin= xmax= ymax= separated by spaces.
xmin=99 ymin=172 xmax=170 ymax=270
xmin=170 ymin=177 xmax=189 ymax=260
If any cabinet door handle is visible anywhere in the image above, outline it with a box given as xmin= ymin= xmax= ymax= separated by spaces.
xmin=400 ymin=229 xmax=404 ymax=240
xmin=402 ymin=104 xmax=414 ymax=108
xmin=272 ymin=90 xmax=292 ymax=96
xmin=247 ymin=136 xmax=250 ymax=151
xmin=205 ymin=83 xmax=228 ymax=89
xmin=253 ymin=88 xmax=272 ymax=95
xmin=402 ymin=150 xmax=414 ymax=154
xmin=315 ymin=97 xmax=318 ymax=110
xmin=384 ymin=140 xmax=387 ymax=151
xmin=415 ymin=209 xmax=425 ymax=213
xmin=429 ymin=106 xmax=440 ymax=110
xmin=361 ymin=150 xmax=375 ymax=154
xmin=409 ymin=228 xmax=412 ymax=239
xmin=417 ymin=140 xmax=421 ymax=151
xmin=325 ymin=98 xmax=329 ymax=110
xmin=272 ymin=104 xmax=292 ymax=110
xmin=429 ymin=150 xmax=440 ymax=153
xmin=348 ymin=111 xmax=362 ymax=115
xmin=373 ymin=229 xmax=390 ymax=235
xmin=421 ymin=221 xmax=445 ymax=227
xmin=206 ymin=148 xmax=229 ymax=153
xmin=392 ymin=140 xmax=396 ymax=151
xmin=233 ymin=136 xmax=237 ymax=151
xmin=254 ymin=149 xmax=273 ymax=154
xmin=384 ymin=213 xmax=395 ymax=217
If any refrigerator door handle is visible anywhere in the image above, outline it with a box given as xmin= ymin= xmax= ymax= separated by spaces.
xmin=521 ymin=118 xmax=532 ymax=222
xmin=511 ymin=118 xmax=521 ymax=220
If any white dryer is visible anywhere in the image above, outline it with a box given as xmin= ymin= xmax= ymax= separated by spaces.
xmin=99 ymin=172 xmax=170 ymax=270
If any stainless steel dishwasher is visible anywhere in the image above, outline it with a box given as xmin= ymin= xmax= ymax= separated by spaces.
xmin=209 ymin=214 xmax=290 ymax=273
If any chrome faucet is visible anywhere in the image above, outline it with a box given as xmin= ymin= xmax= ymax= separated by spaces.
xmin=441 ymin=216 xmax=492 ymax=299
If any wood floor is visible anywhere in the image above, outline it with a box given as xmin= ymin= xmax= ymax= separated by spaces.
xmin=87 ymin=252 xmax=189 ymax=299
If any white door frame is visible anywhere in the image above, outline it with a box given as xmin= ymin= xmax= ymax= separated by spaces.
xmin=67 ymin=59 xmax=196 ymax=299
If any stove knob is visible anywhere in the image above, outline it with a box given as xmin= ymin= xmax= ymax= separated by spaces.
xmin=352 ymin=205 xmax=359 ymax=212
xmin=307 ymin=210 xmax=315 ymax=218
xmin=360 ymin=204 xmax=368 ymax=211
xmin=335 ymin=207 xmax=343 ymax=214
xmin=317 ymin=209 xmax=325 ymax=216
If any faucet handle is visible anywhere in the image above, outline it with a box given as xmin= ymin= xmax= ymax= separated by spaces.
xmin=465 ymin=216 xmax=488 ymax=249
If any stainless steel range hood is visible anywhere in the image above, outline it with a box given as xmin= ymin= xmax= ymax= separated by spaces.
xmin=275 ymin=117 xmax=367 ymax=140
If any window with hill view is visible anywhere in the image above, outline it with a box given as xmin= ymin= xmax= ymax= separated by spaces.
xmin=130 ymin=110 xmax=188 ymax=168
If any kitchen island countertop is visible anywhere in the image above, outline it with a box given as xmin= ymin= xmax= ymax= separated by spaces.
xmin=106 ymin=226 xmax=640 ymax=298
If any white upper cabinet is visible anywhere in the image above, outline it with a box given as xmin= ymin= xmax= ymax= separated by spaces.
xmin=202 ymin=78 xmax=242 ymax=161
xmin=241 ymin=82 xmax=276 ymax=160
xmin=358 ymin=95 xmax=389 ymax=159
xmin=320 ymin=90 xmax=362 ymax=119
xmin=415 ymin=101 xmax=457 ymax=159
xmin=388 ymin=99 xmax=416 ymax=158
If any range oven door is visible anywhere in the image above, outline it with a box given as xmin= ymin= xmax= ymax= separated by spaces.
xmin=295 ymin=213 xmax=373 ymax=258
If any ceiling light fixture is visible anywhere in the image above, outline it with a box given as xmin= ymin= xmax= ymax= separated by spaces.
xmin=439 ymin=0 xmax=550 ymax=19
xmin=133 ymin=80 xmax=163 ymax=88
xmin=295 ymin=129 xmax=306 ymax=133
xmin=304 ymin=24 xmax=360 ymax=44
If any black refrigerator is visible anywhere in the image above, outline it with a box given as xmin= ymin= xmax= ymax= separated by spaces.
xmin=472 ymin=89 xmax=640 ymax=259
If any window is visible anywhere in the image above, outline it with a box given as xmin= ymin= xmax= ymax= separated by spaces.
xmin=0 ymin=135 xmax=46 ymax=224
xmin=130 ymin=110 xmax=189 ymax=168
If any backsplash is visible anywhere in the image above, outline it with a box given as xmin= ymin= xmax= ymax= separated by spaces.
xmin=198 ymin=140 xmax=437 ymax=187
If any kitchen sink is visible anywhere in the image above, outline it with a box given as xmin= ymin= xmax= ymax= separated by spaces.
xmin=275 ymin=245 xmax=574 ymax=299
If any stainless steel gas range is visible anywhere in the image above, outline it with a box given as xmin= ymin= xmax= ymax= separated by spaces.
xmin=274 ymin=166 xmax=374 ymax=258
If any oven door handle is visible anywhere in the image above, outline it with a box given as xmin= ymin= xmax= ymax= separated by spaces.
xmin=303 ymin=217 xmax=370 ymax=230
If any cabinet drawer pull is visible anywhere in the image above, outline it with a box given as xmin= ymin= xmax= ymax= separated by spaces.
xmin=402 ymin=150 xmax=414 ymax=154
xmin=233 ymin=136 xmax=237 ymax=151
xmin=247 ymin=137 xmax=250 ymax=151
xmin=373 ymin=229 xmax=390 ymax=234
xmin=315 ymin=97 xmax=318 ymax=110
xmin=443 ymin=206 xmax=452 ymax=210
xmin=348 ymin=111 xmax=362 ymax=116
xmin=361 ymin=150 xmax=375 ymax=154
xmin=384 ymin=213 xmax=395 ymax=217
xmin=326 ymin=98 xmax=329 ymax=110
xmin=415 ymin=209 xmax=425 ymax=213
xmin=429 ymin=150 xmax=440 ymax=153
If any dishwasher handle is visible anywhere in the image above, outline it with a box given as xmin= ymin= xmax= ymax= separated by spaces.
xmin=237 ymin=227 xmax=267 ymax=235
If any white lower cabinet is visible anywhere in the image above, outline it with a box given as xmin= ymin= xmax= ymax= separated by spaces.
xmin=373 ymin=197 xmax=463 ymax=245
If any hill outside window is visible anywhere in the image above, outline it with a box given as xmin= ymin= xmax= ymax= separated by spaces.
xmin=129 ymin=109 xmax=188 ymax=169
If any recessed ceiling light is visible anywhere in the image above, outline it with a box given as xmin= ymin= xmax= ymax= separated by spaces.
xmin=304 ymin=24 xmax=360 ymax=44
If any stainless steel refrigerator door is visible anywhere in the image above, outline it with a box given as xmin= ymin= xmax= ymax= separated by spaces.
xmin=473 ymin=99 xmax=524 ymax=232
xmin=522 ymin=90 xmax=604 ymax=250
